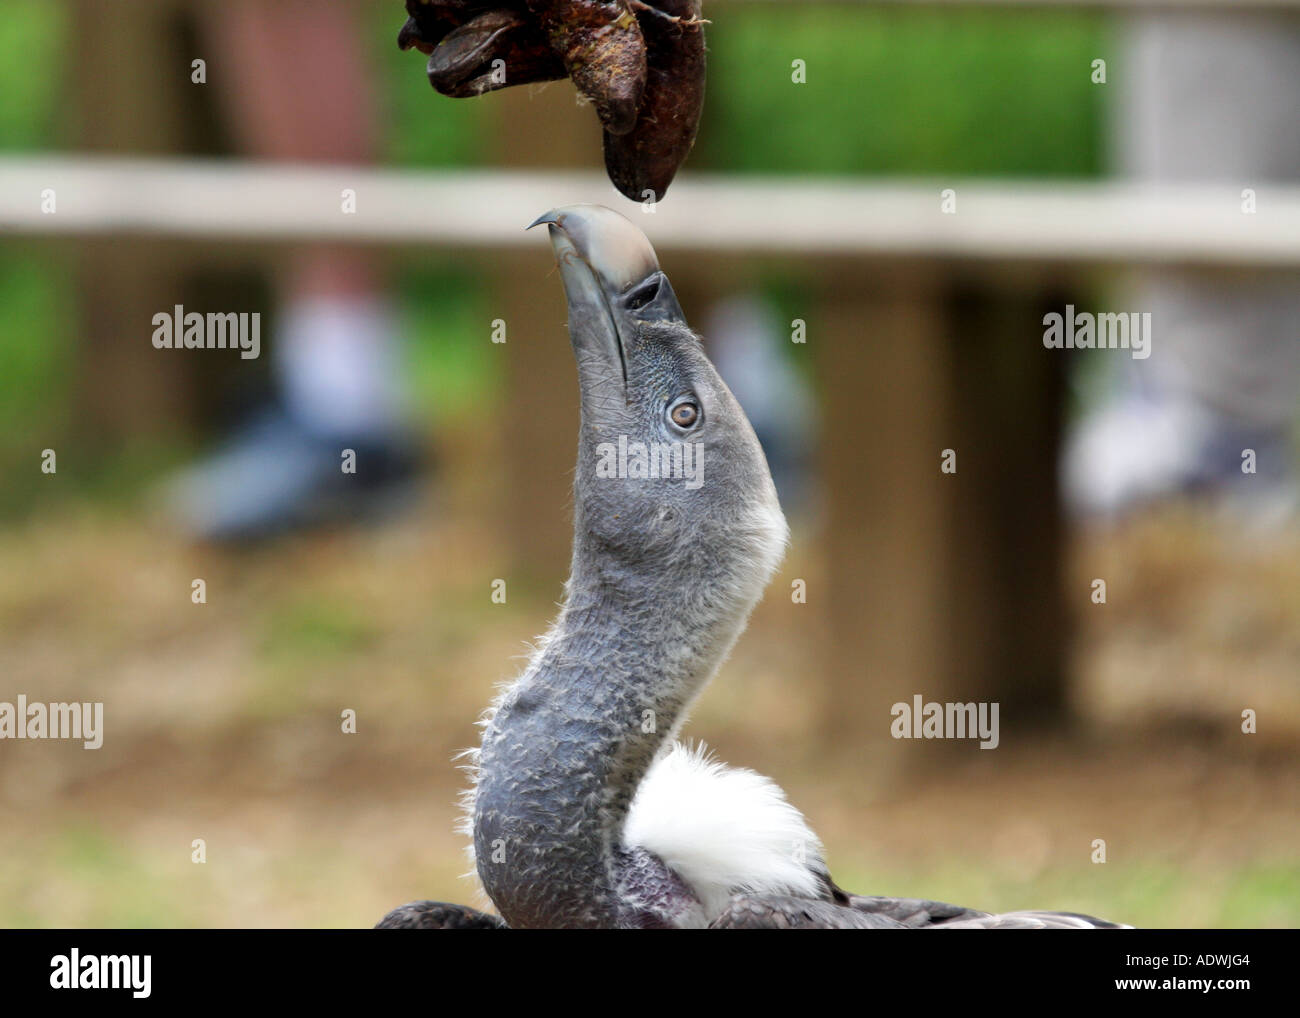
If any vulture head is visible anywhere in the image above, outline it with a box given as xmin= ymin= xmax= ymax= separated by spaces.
xmin=530 ymin=204 xmax=788 ymax=608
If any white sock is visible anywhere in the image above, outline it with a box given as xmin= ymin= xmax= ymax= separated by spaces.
xmin=275 ymin=295 xmax=407 ymax=438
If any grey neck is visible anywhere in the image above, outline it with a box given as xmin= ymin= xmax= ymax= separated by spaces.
xmin=472 ymin=552 xmax=753 ymax=928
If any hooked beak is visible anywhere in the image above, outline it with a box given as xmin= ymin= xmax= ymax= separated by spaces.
xmin=529 ymin=205 xmax=685 ymax=399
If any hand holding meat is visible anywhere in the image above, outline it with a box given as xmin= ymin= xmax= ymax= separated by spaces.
xmin=398 ymin=0 xmax=706 ymax=201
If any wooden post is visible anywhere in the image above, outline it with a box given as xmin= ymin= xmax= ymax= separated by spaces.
xmin=943 ymin=282 xmax=1069 ymax=722
xmin=69 ymin=0 xmax=197 ymax=442
xmin=813 ymin=264 xmax=1068 ymax=762
xmin=488 ymin=83 xmax=599 ymax=586
xmin=815 ymin=263 xmax=951 ymax=757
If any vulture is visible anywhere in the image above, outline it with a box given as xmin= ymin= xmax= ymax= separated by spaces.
xmin=377 ymin=205 xmax=1129 ymax=930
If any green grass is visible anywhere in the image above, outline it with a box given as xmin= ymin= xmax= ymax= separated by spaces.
xmin=3 ymin=825 xmax=208 ymax=928
xmin=0 ymin=1 xmax=65 ymax=151
xmin=834 ymin=859 xmax=1300 ymax=929
xmin=0 ymin=252 xmax=73 ymax=436
xmin=0 ymin=251 xmax=76 ymax=515
xmin=699 ymin=7 xmax=1104 ymax=177
xmin=396 ymin=261 xmax=499 ymax=424
xmin=259 ymin=596 xmax=381 ymax=663
xmin=6 ymin=825 xmax=1294 ymax=927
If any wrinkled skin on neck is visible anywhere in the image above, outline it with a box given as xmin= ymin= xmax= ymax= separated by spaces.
xmin=474 ymin=317 xmax=785 ymax=928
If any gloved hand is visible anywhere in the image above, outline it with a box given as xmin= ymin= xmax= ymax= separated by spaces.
xmin=397 ymin=0 xmax=706 ymax=201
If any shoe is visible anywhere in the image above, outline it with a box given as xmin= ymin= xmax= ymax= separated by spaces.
xmin=164 ymin=407 xmax=420 ymax=542
xmin=1063 ymin=387 xmax=1296 ymax=525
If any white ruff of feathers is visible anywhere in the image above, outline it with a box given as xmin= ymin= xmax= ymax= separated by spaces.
xmin=454 ymin=493 xmax=812 ymax=924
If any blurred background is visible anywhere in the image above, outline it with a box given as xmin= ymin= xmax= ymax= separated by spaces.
xmin=0 ymin=0 xmax=1297 ymax=927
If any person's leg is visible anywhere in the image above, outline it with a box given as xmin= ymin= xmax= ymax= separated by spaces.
xmin=1120 ymin=12 xmax=1300 ymax=433
xmin=1066 ymin=13 xmax=1300 ymax=522
xmin=171 ymin=1 xmax=414 ymax=538
xmin=193 ymin=0 xmax=379 ymax=164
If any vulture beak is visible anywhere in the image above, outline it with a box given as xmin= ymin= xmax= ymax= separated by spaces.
xmin=529 ymin=205 xmax=686 ymax=399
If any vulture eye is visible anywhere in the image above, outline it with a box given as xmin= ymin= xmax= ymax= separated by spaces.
xmin=669 ymin=401 xmax=699 ymax=429
xmin=626 ymin=276 xmax=661 ymax=312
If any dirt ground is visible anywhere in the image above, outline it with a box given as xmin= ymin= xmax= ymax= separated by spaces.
xmin=1 ymin=438 xmax=1297 ymax=928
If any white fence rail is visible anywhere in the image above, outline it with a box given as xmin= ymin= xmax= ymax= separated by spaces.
xmin=3 ymin=157 xmax=1298 ymax=267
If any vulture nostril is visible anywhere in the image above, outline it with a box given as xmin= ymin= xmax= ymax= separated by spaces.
xmin=627 ymin=277 xmax=661 ymax=312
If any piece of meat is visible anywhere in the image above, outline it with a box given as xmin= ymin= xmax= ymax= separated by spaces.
xmin=526 ymin=0 xmax=648 ymax=136
xmin=397 ymin=0 xmax=487 ymax=55
xmin=426 ymin=9 xmax=566 ymax=97
xmin=397 ymin=0 xmax=703 ymax=200
xmin=602 ymin=0 xmax=705 ymax=201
